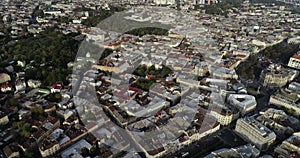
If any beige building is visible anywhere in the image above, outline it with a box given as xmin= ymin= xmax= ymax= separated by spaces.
xmin=39 ymin=137 xmax=60 ymax=157
xmin=0 ymin=73 xmax=11 ymax=84
xmin=269 ymin=89 xmax=300 ymax=115
xmin=235 ymin=117 xmax=276 ymax=151
xmin=269 ymin=96 xmax=300 ymax=115
xmin=282 ymin=133 xmax=300 ymax=152
xmin=260 ymin=64 xmax=297 ymax=88
xmin=0 ymin=112 xmax=9 ymax=125
xmin=210 ymin=109 xmax=233 ymax=126
xmin=275 ymin=132 xmax=300 ymax=157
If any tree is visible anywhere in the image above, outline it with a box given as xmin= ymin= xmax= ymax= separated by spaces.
xmin=89 ymin=146 xmax=98 ymax=157
xmin=125 ymin=27 xmax=169 ymax=37
xmin=24 ymin=150 xmax=34 ymax=158
xmin=46 ymin=93 xmax=62 ymax=102
xmin=31 ymin=107 xmax=44 ymax=120
xmin=6 ymin=98 xmax=20 ymax=107
xmin=35 ymin=9 xmax=44 ymax=17
xmin=12 ymin=122 xmax=32 ymax=138
xmin=81 ymin=147 xmax=90 ymax=157
xmin=1 ymin=30 xmax=81 ymax=86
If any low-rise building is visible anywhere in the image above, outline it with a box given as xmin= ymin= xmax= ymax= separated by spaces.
xmin=194 ymin=61 xmax=209 ymax=77
xmin=38 ymin=137 xmax=60 ymax=157
xmin=153 ymin=0 xmax=176 ymax=5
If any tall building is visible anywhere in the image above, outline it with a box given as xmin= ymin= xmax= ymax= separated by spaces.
xmin=235 ymin=117 xmax=276 ymax=151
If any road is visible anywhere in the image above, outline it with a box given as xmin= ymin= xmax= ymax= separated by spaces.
xmin=164 ymin=126 xmax=247 ymax=158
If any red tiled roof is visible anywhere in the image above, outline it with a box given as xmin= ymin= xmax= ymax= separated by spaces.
xmin=292 ymin=54 xmax=300 ymax=60
xmin=51 ymin=84 xmax=62 ymax=89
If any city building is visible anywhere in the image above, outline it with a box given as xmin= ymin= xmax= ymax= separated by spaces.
xmin=0 ymin=73 xmax=11 ymax=84
xmin=269 ymin=89 xmax=300 ymax=115
xmin=38 ymin=137 xmax=60 ymax=157
xmin=288 ymin=82 xmax=300 ymax=92
xmin=194 ymin=61 xmax=209 ymax=77
xmin=256 ymin=108 xmax=295 ymax=137
xmin=210 ymin=66 xmax=238 ymax=80
xmin=260 ymin=64 xmax=297 ymax=88
xmin=61 ymin=139 xmax=92 ymax=158
xmin=275 ymin=132 xmax=300 ymax=157
xmin=153 ymin=0 xmax=176 ymax=5
xmin=288 ymin=52 xmax=300 ymax=69
xmin=204 ymin=144 xmax=260 ymax=158
xmin=121 ymin=96 xmax=170 ymax=117
xmin=227 ymin=94 xmax=257 ymax=115
xmin=235 ymin=117 xmax=276 ymax=150
xmin=0 ymin=111 xmax=9 ymax=125
xmin=210 ymin=108 xmax=233 ymax=126
xmin=3 ymin=143 xmax=20 ymax=158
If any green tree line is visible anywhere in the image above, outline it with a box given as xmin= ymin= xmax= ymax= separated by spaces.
xmin=0 ymin=28 xmax=81 ymax=86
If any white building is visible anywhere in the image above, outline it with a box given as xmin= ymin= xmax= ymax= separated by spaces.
xmin=227 ymin=94 xmax=257 ymax=115
xmin=210 ymin=66 xmax=238 ymax=79
xmin=288 ymin=53 xmax=300 ymax=69
xmin=235 ymin=117 xmax=276 ymax=151
xmin=122 ymin=96 xmax=170 ymax=117
xmin=153 ymin=0 xmax=176 ymax=5
xmin=43 ymin=10 xmax=62 ymax=15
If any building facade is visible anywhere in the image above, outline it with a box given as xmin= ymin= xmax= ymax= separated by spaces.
xmin=235 ymin=117 xmax=276 ymax=151
xmin=260 ymin=64 xmax=297 ymax=88
xmin=227 ymin=94 xmax=257 ymax=115
xmin=288 ymin=53 xmax=300 ymax=69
